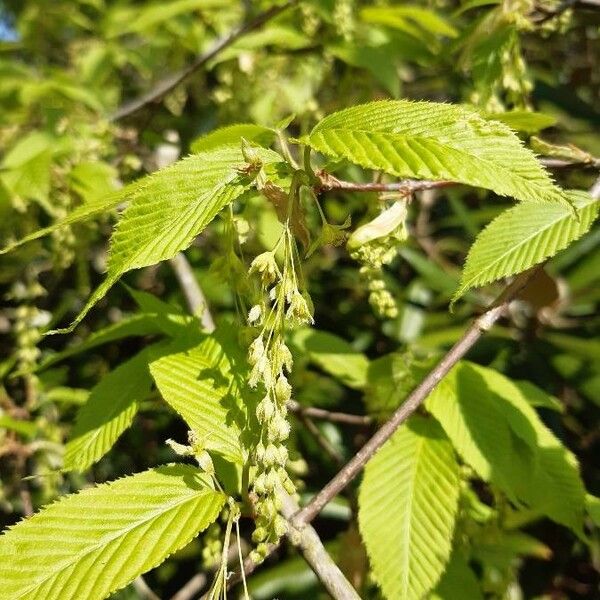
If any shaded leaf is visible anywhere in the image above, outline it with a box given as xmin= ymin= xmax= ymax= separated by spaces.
xmin=291 ymin=328 xmax=369 ymax=389
xmin=64 ymin=347 xmax=158 ymax=471
xmin=427 ymin=362 xmax=586 ymax=533
xmin=150 ymin=326 xmax=259 ymax=463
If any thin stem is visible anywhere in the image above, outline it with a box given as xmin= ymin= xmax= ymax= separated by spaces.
xmin=169 ymin=253 xmax=215 ymax=332
xmin=294 ymin=411 xmax=344 ymax=466
xmin=235 ymin=518 xmax=250 ymax=600
xmin=287 ymin=400 xmax=372 ymax=427
xmin=110 ymin=1 xmax=299 ymax=120
xmin=133 ymin=576 xmax=162 ymax=600
xmin=277 ymin=130 xmax=299 ymax=169
xmin=316 ymin=171 xmax=453 ymax=195
xmin=279 ymin=492 xmax=361 ymax=600
xmin=315 ymin=157 xmax=597 ymax=196
xmin=292 ymin=267 xmax=540 ymax=527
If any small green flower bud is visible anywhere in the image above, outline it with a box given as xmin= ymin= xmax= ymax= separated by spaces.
xmin=282 ymin=475 xmax=296 ymax=495
xmin=274 ymin=374 xmax=292 ymax=404
xmin=287 ymin=291 xmax=314 ymax=324
xmin=265 ymin=469 xmax=280 ymax=493
xmin=254 ymin=441 xmax=266 ymax=462
xmin=253 ymin=473 xmax=266 ymax=495
xmin=256 ymin=395 xmax=275 ymax=422
xmin=196 ymin=450 xmax=214 ymax=474
xmin=268 ymin=414 xmax=290 ymax=442
xmin=264 ymin=443 xmax=280 ymax=467
xmin=277 ymin=445 xmax=289 ymax=466
xmin=165 ymin=438 xmax=192 ymax=456
xmin=248 ymin=336 xmax=264 ymax=366
xmin=252 ymin=527 xmax=268 ymax=543
xmin=248 ymin=304 xmax=262 ymax=325
xmin=274 ymin=515 xmax=288 ymax=537
xmin=249 ymin=252 xmax=279 ymax=286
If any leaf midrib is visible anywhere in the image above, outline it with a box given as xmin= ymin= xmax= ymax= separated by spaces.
xmin=401 ymin=435 xmax=425 ymax=598
xmin=13 ymin=488 xmax=220 ymax=599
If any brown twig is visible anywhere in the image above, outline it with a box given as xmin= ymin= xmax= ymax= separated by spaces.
xmin=316 ymin=171 xmax=454 ymax=195
xmin=169 ymin=252 xmax=215 ymax=332
xmin=169 ymin=573 xmax=207 ymax=600
xmin=133 ymin=576 xmax=161 ymax=600
xmin=294 ymin=411 xmax=344 ymax=466
xmin=280 ymin=493 xmax=360 ymax=600
xmin=315 ymin=157 xmax=595 ymax=196
xmin=110 ymin=1 xmax=299 ymax=121
xmin=287 ymin=400 xmax=372 ymax=427
xmin=532 ymin=0 xmax=600 ymax=24
xmin=292 ymin=267 xmax=539 ymax=527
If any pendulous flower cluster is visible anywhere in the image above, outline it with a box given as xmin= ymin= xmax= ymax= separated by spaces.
xmin=347 ymin=200 xmax=408 ymax=319
xmin=246 ymin=225 xmax=313 ymax=562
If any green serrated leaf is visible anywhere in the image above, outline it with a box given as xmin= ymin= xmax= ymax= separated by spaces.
xmin=427 ymin=363 xmax=532 ymax=496
xmin=0 ymin=464 xmax=225 ymax=600
xmin=304 ymin=100 xmax=566 ymax=205
xmin=427 ymin=362 xmax=586 ymax=533
xmin=514 ymin=380 xmax=563 ymax=412
xmin=290 ymin=328 xmax=369 ymax=390
xmin=586 ymin=494 xmax=600 ymax=527
xmin=68 ymin=161 xmax=118 ymax=202
xmin=453 ymin=191 xmax=599 ymax=302
xmin=359 ymin=416 xmax=460 ymax=600
xmin=365 ymin=350 xmax=437 ymax=421
xmin=485 ymin=111 xmax=557 ymax=133
xmin=51 ymin=146 xmax=283 ymax=333
xmin=0 ymin=132 xmax=53 ymax=204
xmin=125 ymin=286 xmax=196 ymax=336
xmin=107 ymin=0 xmax=227 ymax=37
xmin=150 ymin=326 xmax=259 ymax=463
xmin=190 ymin=124 xmax=276 ymax=154
xmin=64 ymin=346 xmax=160 ymax=472
xmin=360 ymin=6 xmax=458 ymax=39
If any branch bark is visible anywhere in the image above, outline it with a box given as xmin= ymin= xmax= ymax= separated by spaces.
xmin=316 ymin=171 xmax=454 ymax=195
xmin=287 ymin=400 xmax=372 ymax=427
xmin=110 ymin=1 xmax=298 ymax=121
xmin=316 ymin=158 xmax=596 ymax=195
xmin=280 ymin=493 xmax=361 ymax=600
xmin=133 ymin=576 xmax=161 ymax=600
xmin=294 ymin=411 xmax=345 ymax=466
xmin=292 ymin=267 xmax=539 ymax=527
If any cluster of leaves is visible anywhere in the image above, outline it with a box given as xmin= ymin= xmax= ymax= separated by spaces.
xmin=1 ymin=1 xmax=599 ymax=599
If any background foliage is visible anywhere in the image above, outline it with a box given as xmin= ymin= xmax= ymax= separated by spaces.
xmin=0 ymin=0 xmax=599 ymax=599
